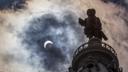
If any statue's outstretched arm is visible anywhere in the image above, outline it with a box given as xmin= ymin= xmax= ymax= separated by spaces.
xmin=78 ymin=18 xmax=85 ymax=26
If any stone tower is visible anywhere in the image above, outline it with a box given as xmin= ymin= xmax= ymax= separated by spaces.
xmin=69 ymin=38 xmax=122 ymax=72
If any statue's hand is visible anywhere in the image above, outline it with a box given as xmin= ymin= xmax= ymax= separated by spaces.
xmin=79 ymin=18 xmax=85 ymax=26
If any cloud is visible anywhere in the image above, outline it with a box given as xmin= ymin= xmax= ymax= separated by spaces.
xmin=101 ymin=0 xmax=128 ymax=9
xmin=22 ymin=13 xmax=84 ymax=72
xmin=0 ymin=0 xmax=128 ymax=72
xmin=0 ymin=0 xmax=27 ymax=11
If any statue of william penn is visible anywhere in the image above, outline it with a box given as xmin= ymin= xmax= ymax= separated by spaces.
xmin=79 ymin=8 xmax=108 ymax=41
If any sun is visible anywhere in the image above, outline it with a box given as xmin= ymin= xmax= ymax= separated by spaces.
xmin=44 ymin=40 xmax=54 ymax=48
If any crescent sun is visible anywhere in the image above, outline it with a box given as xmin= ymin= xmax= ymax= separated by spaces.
xmin=44 ymin=40 xmax=53 ymax=48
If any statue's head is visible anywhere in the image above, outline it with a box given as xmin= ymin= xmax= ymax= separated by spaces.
xmin=87 ymin=8 xmax=96 ymax=17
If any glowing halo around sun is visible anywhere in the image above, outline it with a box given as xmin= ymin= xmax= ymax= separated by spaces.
xmin=44 ymin=40 xmax=54 ymax=48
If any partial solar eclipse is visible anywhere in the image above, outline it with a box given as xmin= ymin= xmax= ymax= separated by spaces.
xmin=44 ymin=40 xmax=53 ymax=48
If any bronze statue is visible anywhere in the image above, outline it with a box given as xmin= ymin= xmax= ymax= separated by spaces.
xmin=79 ymin=8 xmax=108 ymax=40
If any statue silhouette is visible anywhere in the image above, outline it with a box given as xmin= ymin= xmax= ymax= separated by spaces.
xmin=79 ymin=8 xmax=108 ymax=41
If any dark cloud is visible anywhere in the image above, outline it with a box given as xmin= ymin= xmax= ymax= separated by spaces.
xmin=43 ymin=46 xmax=66 ymax=71
xmin=0 ymin=0 xmax=27 ymax=11
xmin=102 ymin=0 xmax=128 ymax=9
xmin=22 ymin=13 xmax=84 ymax=72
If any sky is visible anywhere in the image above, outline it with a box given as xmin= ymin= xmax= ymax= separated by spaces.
xmin=0 ymin=0 xmax=128 ymax=72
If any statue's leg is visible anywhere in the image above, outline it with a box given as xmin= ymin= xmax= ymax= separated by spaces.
xmin=94 ymin=30 xmax=102 ymax=40
xmin=88 ymin=30 xmax=93 ymax=40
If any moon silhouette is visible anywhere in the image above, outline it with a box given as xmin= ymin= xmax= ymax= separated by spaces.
xmin=44 ymin=40 xmax=53 ymax=48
